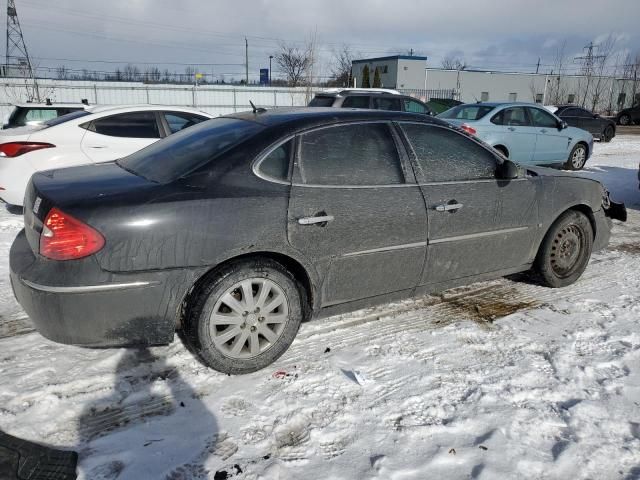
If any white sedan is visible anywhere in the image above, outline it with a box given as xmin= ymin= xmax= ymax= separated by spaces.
xmin=0 ymin=104 xmax=212 ymax=206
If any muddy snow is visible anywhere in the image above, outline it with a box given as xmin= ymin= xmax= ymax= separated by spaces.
xmin=1 ymin=137 xmax=639 ymax=479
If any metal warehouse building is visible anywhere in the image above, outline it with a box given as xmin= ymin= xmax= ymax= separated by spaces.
xmin=351 ymin=55 xmax=638 ymax=113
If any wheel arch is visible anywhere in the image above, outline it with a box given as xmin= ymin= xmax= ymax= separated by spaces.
xmin=177 ymin=251 xmax=316 ymax=329
xmin=534 ymin=204 xmax=597 ymax=262
xmin=493 ymin=144 xmax=509 ymax=157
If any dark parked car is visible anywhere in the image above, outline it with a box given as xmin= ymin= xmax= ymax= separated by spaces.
xmin=10 ymin=108 xmax=626 ymax=374
xmin=549 ymin=105 xmax=616 ymax=142
xmin=616 ymin=104 xmax=640 ymax=125
xmin=3 ymin=103 xmax=87 ymax=129
xmin=309 ymin=89 xmax=433 ymax=115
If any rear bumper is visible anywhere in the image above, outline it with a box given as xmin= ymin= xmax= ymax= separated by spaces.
xmin=10 ymin=229 xmax=200 ymax=347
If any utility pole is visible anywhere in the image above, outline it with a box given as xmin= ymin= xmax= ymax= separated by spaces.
xmin=575 ymin=42 xmax=606 ymax=107
xmin=245 ymin=37 xmax=248 ymax=85
xmin=536 ymin=57 xmax=540 ymax=74
xmin=5 ymin=0 xmax=40 ymax=101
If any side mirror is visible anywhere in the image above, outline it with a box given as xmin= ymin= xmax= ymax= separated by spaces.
xmin=558 ymin=120 xmax=568 ymax=130
xmin=496 ymin=159 xmax=519 ymax=180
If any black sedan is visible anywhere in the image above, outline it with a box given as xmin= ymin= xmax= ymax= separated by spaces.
xmin=551 ymin=105 xmax=616 ymax=142
xmin=10 ymin=108 xmax=626 ymax=374
xmin=617 ymin=104 xmax=640 ymax=126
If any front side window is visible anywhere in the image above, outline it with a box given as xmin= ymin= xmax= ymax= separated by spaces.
xmin=401 ymin=123 xmax=496 ymax=182
xmin=529 ymin=107 xmax=558 ymax=128
xmin=373 ymin=97 xmax=402 ymax=111
xmin=342 ymin=96 xmax=370 ymax=108
xmin=90 ymin=112 xmax=160 ymax=138
xmin=164 ymin=112 xmax=207 ymax=134
xmin=404 ymin=99 xmax=428 ymax=114
xmin=298 ymin=123 xmax=403 ymax=185
xmin=492 ymin=107 xmax=530 ymax=126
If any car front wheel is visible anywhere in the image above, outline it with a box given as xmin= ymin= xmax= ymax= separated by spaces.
xmin=535 ymin=210 xmax=593 ymax=288
xmin=602 ymin=125 xmax=614 ymax=143
xmin=618 ymin=114 xmax=631 ymax=125
xmin=565 ymin=143 xmax=587 ymax=170
xmin=181 ymin=259 xmax=304 ymax=374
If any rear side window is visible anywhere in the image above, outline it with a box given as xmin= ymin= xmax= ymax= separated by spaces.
xmin=439 ymin=105 xmax=494 ymax=121
xmin=373 ymin=97 xmax=402 ymax=111
xmin=491 ymin=107 xmax=530 ymax=126
xmin=257 ymin=139 xmax=292 ymax=181
xmin=164 ymin=112 xmax=207 ymax=134
xmin=90 ymin=112 xmax=160 ymax=138
xmin=118 ymin=118 xmax=264 ymax=183
xmin=45 ymin=110 xmax=91 ymax=127
xmin=298 ymin=123 xmax=403 ymax=185
xmin=342 ymin=96 xmax=370 ymax=108
xmin=401 ymin=123 xmax=496 ymax=182
xmin=528 ymin=108 xmax=558 ymax=128
xmin=25 ymin=108 xmax=58 ymax=123
xmin=309 ymin=96 xmax=335 ymax=107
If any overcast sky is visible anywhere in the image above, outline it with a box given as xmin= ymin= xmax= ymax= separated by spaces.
xmin=9 ymin=0 xmax=640 ymax=81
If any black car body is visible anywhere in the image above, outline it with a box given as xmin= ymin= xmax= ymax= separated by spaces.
xmin=10 ymin=108 xmax=626 ymax=374
xmin=552 ymin=105 xmax=616 ymax=142
xmin=616 ymin=104 xmax=640 ymax=125
xmin=309 ymin=89 xmax=433 ymax=115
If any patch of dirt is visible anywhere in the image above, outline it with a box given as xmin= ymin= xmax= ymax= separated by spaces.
xmin=609 ymin=242 xmax=640 ymax=254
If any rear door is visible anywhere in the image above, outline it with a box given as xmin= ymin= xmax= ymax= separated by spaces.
xmin=80 ymin=111 xmax=162 ymax=163
xmin=399 ymin=122 xmax=539 ymax=285
xmin=287 ymin=121 xmax=428 ymax=306
xmin=489 ymin=107 xmax=537 ymax=163
xmin=528 ymin=106 xmax=569 ymax=164
xmin=573 ymin=107 xmax=601 ymax=136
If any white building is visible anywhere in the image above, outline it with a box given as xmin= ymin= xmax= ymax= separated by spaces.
xmin=352 ymin=55 xmax=638 ymax=113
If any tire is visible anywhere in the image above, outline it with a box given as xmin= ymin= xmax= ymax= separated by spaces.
xmin=180 ymin=259 xmax=304 ymax=374
xmin=565 ymin=143 xmax=588 ymax=170
xmin=618 ymin=114 xmax=631 ymax=126
xmin=535 ymin=210 xmax=593 ymax=288
xmin=602 ymin=125 xmax=614 ymax=143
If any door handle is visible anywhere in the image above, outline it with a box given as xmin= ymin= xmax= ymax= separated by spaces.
xmin=298 ymin=214 xmax=334 ymax=226
xmin=540 ymin=129 xmax=548 ymax=133
xmin=508 ymin=127 xmax=516 ymax=131
xmin=435 ymin=202 xmax=464 ymax=212
xmin=88 ymin=145 xmax=108 ymax=149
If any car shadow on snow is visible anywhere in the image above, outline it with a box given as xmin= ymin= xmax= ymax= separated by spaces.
xmin=76 ymin=348 xmax=221 ymax=480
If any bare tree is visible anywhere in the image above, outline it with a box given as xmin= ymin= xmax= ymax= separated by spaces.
xmin=123 ymin=63 xmax=140 ymax=82
xmin=56 ymin=65 xmax=69 ymax=80
xmin=441 ymin=55 xmax=466 ymax=70
xmin=330 ymin=44 xmax=355 ymax=87
xmin=588 ymin=36 xmax=616 ymax=112
xmin=621 ymin=51 xmax=640 ymax=109
xmin=546 ymin=41 xmax=569 ymax=105
xmin=274 ymin=42 xmax=312 ymax=87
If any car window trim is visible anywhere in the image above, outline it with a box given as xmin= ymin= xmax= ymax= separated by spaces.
xmin=252 ymin=135 xmax=295 ymax=185
xmin=293 ymin=120 xmax=410 ymax=188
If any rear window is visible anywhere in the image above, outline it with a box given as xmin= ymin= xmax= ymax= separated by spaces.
xmin=438 ymin=105 xmax=495 ymax=121
xmin=117 ymin=117 xmax=263 ymax=183
xmin=309 ymin=96 xmax=335 ymax=107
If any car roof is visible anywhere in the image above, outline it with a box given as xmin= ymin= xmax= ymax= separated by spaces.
xmin=318 ymin=88 xmax=402 ymax=97
xmin=226 ymin=107 xmax=445 ymax=129
xmin=457 ymin=102 xmax=549 ymax=109
xmin=83 ymin=104 xmax=213 ymax=116
xmin=14 ymin=103 xmax=88 ymax=109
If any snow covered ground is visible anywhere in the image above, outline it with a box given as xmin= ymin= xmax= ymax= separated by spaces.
xmin=0 ymin=136 xmax=639 ymax=480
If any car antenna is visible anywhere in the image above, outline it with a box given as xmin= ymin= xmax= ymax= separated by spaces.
xmin=249 ymin=100 xmax=266 ymax=114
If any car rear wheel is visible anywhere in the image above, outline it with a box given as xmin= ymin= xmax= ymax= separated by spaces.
xmin=602 ymin=125 xmax=614 ymax=143
xmin=565 ymin=143 xmax=587 ymax=170
xmin=618 ymin=114 xmax=631 ymax=126
xmin=535 ymin=210 xmax=593 ymax=288
xmin=180 ymin=259 xmax=303 ymax=374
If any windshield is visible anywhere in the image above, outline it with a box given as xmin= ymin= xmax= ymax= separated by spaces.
xmin=438 ymin=105 xmax=495 ymax=121
xmin=44 ymin=110 xmax=91 ymax=127
xmin=117 ymin=117 xmax=264 ymax=183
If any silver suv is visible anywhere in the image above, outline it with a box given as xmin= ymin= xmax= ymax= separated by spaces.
xmin=309 ymin=88 xmax=433 ymax=115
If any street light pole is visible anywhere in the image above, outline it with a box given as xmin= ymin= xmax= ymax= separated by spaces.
xmin=269 ymin=55 xmax=273 ymax=86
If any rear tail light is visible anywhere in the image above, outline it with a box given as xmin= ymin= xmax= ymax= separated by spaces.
xmin=460 ymin=124 xmax=477 ymax=135
xmin=0 ymin=142 xmax=55 ymax=157
xmin=40 ymin=208 xmax=105 ymax=260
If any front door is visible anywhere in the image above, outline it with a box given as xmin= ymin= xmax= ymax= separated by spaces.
xmin=398 ymin=122 xmax=540 ymax=285
xmin=489 ymin=106 xmax=538 ymax=163
xmin=287 ymin=122 xmax=428 ymax=306
xmin=528 ymin=106 xmax=569 ymax=164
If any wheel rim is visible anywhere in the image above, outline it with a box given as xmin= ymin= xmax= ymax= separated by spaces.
xmin=571 ymin=146 xmax=586 ymax=168
xmin=550 ymin=224 xmax=585 ymax=278
xmin=620 ymin=115 xmax=630 ymax=125
xmin=605 ymin=127 xmax=613 ymax=140
xmin=209 ymin=278 xmax=290 ymax=359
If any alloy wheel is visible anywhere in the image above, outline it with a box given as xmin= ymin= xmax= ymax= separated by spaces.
xmin=571 ymin=146 xmax=586 ymax=169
